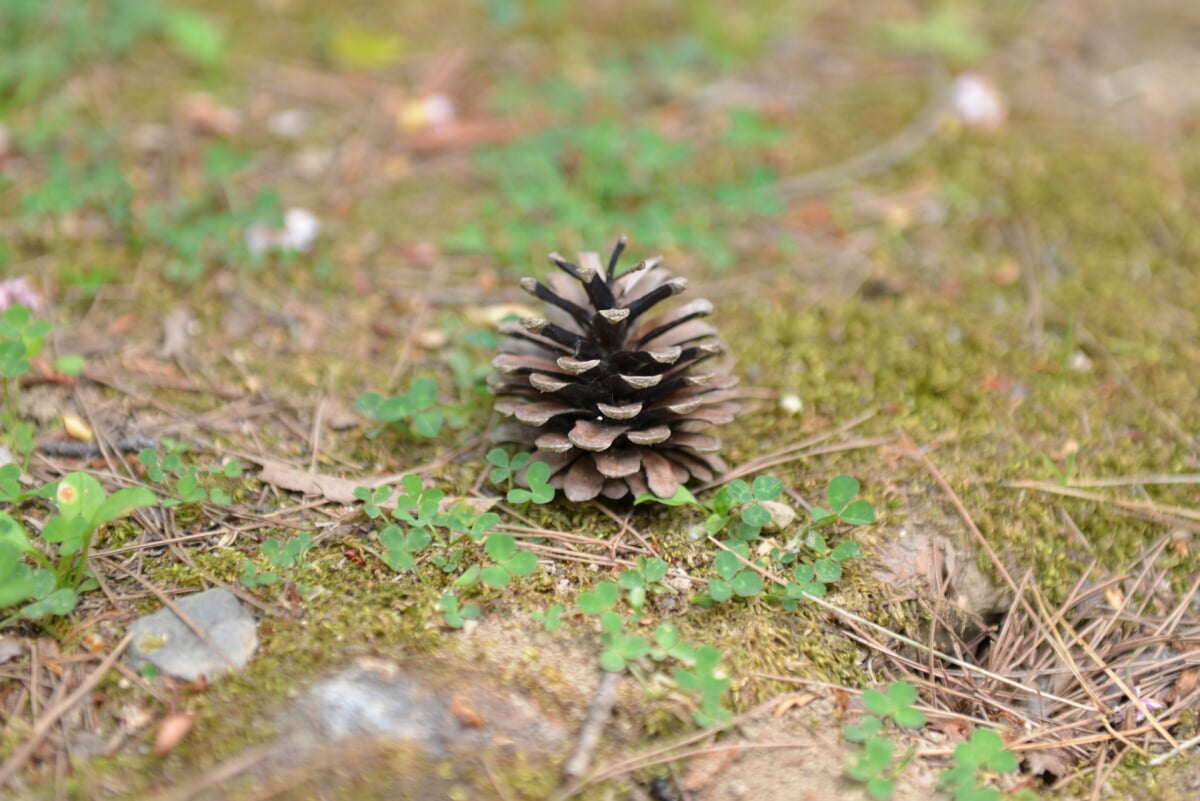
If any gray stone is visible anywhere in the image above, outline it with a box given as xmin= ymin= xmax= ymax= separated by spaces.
xmin=0 ymin=637 xmax=22 ymax=664
xmin=127 ymin=588 xmax=258 ymax=681
xmin=282 ymin=658 xmax=564 ymax=759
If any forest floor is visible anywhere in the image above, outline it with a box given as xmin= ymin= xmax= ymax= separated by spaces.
xmin=1 ymin=1 xmax=1199 ymax=799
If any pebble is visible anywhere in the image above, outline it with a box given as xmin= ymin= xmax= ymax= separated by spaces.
xmin=127 ymin=588 xmax=258 ymax=681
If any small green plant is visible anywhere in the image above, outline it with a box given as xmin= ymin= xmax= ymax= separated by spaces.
xmin=478 ymin=533 xmax=538 ymax=587
xmin=0 ymin=304 xmax=52 ymax=464
xmin=811 ymin=475 xmax=876 ymax=527
xmin=355 ymin=376 xmax=443 ymax=438
xmin=485 ymin=447 xmax=531 ymax=490
xmin=437 ymin=593 xmax=480 ymax=629
xmin=138 ymin=443 xmax=241 ymax=506
xmin=636 ymin=474 xmax=873 ymax=606
xmin=843 ymin=681 xmax=928 ymax=800
xmin=0 ymin=1 xmax=222 ymax=109
xmin=0 ymin=472 xmax=155 ymax=626
xmin=846 ymin=733 xmax=899 ymax=801
xmin=506 ymin=460 xmax=555 ymax=505
xmin=635 ymin=474 xmax=784 ymax=540
xmin=880 ymin=6 xmax=987 ymax=66
xmin=1039 ymin=449 xmax=1077 ymax=487
xmin=703 ymin=475 xmax=784 ymax=540
xmin=241 ymin=533 xmax=315 ymax=589
xmin=937 ymin=728 xmax=1019 ymax=801
xmin=531 ymin=603 xmax=564 ymax=631
xmin=239 ymin=560 xmax=277 ymax=588
xmin=352 ymin=485 xmax=393 ymax=519
xmin=672 ymin=644 xmax=732 ymax=727
xmin=772 ymin=476 xmax=873 ymax=604
xmin=144 ymin=145 xmax=279 ymax=283
xmin=357 ymin=475 xmax=507 ymax=587
xmin=378 ymin=522 xmax=432 ymax=572
xmin=575 ymin=576 xmax=732 ymax=724
xmin=778 ymin=537 xmax=863 ymax=604
xmin=262 ymin=533 xmax=314 ymax=569
xmin=707 ymin=542 xmax=763 ymax=602
xmin=617 ymin=555 xmax=670 ymax=612
xmin=863 ymin=681 xmax=928 ymax=729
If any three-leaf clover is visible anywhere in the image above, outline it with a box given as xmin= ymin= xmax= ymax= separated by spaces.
xmin=863 ymin=681 xmax=927 ymax=729
xmin=355 ymin=376 xmax=443 ymax=437
xmin=707 ymin=542 xmax=763 ymax=601
xmin=438 ymin=593 xmax=480 ymax=629
xmin=479 ymin=533 xmax=539 ymax=587
xmin=618 ymin=555 xmax=669 ymax=611
xmin=846 ymin=734 xmax=898 ymax=801
xmin=486 ymin=448 xmax=530 ymax=488
xmin=673 ymin=645 xmax=732 ymax=726
xmin=937 ymin=728 xmax=1018 ymax=801
xmin=813 ymin=475 xmax=875 ymax=526
xmin=378 ymin=523 xmax=432 ymax=571
xmin=507 ymin=461 xmax=555 ymax=504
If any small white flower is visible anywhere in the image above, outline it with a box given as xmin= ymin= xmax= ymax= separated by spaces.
xmin=0 ymin=276 xmax=42 ymax=311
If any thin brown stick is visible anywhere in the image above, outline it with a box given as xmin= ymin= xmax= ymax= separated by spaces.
xmin=562 ymin=671 xmax=622 ymax=780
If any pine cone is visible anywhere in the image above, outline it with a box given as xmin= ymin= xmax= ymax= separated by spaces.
xmin=490 ymin=237 xmax=739 ymax=502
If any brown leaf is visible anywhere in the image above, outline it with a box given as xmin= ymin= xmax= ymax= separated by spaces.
xmin=154 ymin=712 xmax=196 ymax=755
xmin=447 ymin=695 xmax=485 ymax=729
xmin=253 ymin=458 xmax=495 ymax=515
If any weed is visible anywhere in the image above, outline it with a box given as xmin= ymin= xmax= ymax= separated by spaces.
xmin=0 ymin=303 xmax=51 ymax=464
xmin=506 ymin=460 xmax=555 ymax=505
xmin=879 ymin=6 xmax=987 ymax=66
xmin=1039 ymin=449 xmax=1077 ymax=487
xmin=708 ymin=541 xmax=764 ymax=601
xmin=239 ymin=560 xmax=278 ymax=588
xmin=261 ymin=533 xmax=314 ymax=569
xmin=574 ymin=575 xmax=732 ymax=724
xmin=638 ymin=474 xmax=874 ymax=606
xmin=356 ymin=376 xmax=443 ymax=438
xmin=478 ymin=533 xmax=539 ymax=587
xmin=937 ymin=728 xmax=1020 ymax=801
xmin=138 ymin=443 xmax=242 ymax=506
xmin=444 ymin=55 xmax=787 ymax=272
xmin=240 ymin=533 xmax=314 ymax=589
xmin=843 ymin=680 xmax=927 ymax=800
xmin=812 ymin=475 xmax=876 ymax=527
xmin=0 ymin=472 xmax=155 ymax=626
xmin=437 ymin=593 xmax=480 ymax=629
xmin=672 ymin=644 xmax=731 ymax=726
xmin=485 ymin=447 xmax=531 ymax=491
xmin=530 ymin=603 xmax=563 ymax=631
xmin=617 ymin=555 xmax=670 ymax=612
xmin=0 ymin=0 xmax=175 ymax=109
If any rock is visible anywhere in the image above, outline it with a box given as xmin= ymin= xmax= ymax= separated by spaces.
xmin=0 ymin=637 xmax=22 ymax=664
xmin=127 ymin=588 xmax=258 ymax=681
xmin=281 ymin=657 xmax=564 ymax=759
xmin=759 ymin=500 xmax=797 ymax=532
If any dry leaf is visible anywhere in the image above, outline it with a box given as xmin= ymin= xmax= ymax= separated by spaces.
xmin=179 ymin=93 xmax=243 ymax=137
xmin=448 ymin=695 xmax=485 ymax=729
xmin=62 ymin=413 xmax=94 ymax=442
xmin=253 ymin=458 xmax=496 ymax=514
xmin=154 ymin=712 xmax=195 ymax=755
xmin=772 ymin=692 xmax=817 ymax=718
